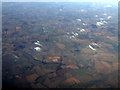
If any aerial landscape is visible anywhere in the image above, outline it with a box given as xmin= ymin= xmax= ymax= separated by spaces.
xmin=2 ymin=2 xmax=118 ymax=88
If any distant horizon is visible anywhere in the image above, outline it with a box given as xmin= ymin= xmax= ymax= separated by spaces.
xmin=2 ymin=2 xmax=118 ymax=88
xmin=1 ymin=0 xmax=119 ymax=6
xmin=2 ymin=0 xmax=119 ymax=3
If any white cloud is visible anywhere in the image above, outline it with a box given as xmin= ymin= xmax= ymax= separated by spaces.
xmin=34 ymin=47 xmax=41 ymax=51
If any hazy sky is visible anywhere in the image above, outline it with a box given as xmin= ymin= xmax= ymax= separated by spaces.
xmin=2 ymin=0 xmax=119 ymax=3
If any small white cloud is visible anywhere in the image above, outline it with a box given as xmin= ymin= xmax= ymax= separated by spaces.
xmin=59 ymin=9 xmax=63 ymax=11
xmin=76 ymin=19 xmax=81 ymax=21
xmin=105 ymin=5 xmax=112 ymax=7
xmin=103 ymin=13 xmax=107 ymax=16
xmin=96 ymin=22 xmax=104 ymax=26
xmin=100 ymin=18 xmax=104 ymax=21
xmin=34 ymin=41 xmax=42 ymax=46
xmin=71 ymin=36 xmax=75 ymax=38
xmin=83 ymin=23 xmax=87 ymax=26
xmin=96 ymin=20 xmax=108 ymax=26
xmin=67 ymin=32 xmax=70 ymax=34
xmin=95 ymin=15 xmax=98 ymax=17
xmin=103 ymin=21 xmax=107 ymax=24
xmin=77 ymin=28 xmax=81 ymax=30
xmin=34 ymin=47 xmax=41 ymax=51
xmin=80 ymin=29 xmax=85 ymax=32
xmin=13 ymin=54 xmax=19 ymax=59
xmin=91 ymin=42 xmax=98 ymax=46
xmin=89 ymin=45 xmax=96 ymax=51
xmin=81 ymin=9 xmax=85 ymax=12
xmin=72 ymin=32 xmax=74 ymax=34
xmin=107 ymin=16 xmax=112 ymax=19
xmin=74 ymin=33 xmax=79 ymax=36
